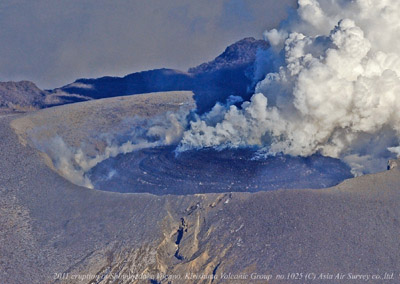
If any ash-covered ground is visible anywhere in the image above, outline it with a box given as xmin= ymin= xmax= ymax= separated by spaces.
xmin=89 ymin=146 xmax=353 ymax=195
xmin=4 ymin=92 xmax=400 ymax=284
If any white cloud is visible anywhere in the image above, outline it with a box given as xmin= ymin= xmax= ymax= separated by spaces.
xmin=180 ymin=0 xmax=400 ymax=175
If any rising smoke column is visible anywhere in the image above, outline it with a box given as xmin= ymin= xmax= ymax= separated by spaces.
xmin=179 ymin=0 xmax=400 ymax=175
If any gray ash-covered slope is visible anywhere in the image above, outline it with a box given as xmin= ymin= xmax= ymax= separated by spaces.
xmin=52 ymin=37 xmax=268 ymax=113
xmin=2 ymin=109 xmax=400 ymax=284
xmin=89 ymin=146 xmax=352 ymax=195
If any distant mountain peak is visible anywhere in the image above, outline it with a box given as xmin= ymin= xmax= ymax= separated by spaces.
xmin=0 ymin=37 xmax=269 ymax=112
xmin=188 ymin=37 xmax=269 ymax=74
xmin=0 ymin=80 xmax=47 ymax=111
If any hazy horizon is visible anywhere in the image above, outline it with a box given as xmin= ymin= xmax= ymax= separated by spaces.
xmin=0 ymin=0 xmax=296 ymax=89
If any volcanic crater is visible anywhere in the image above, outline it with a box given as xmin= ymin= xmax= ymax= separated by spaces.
xmin=89 ymin=146 xmax=353 ymax=195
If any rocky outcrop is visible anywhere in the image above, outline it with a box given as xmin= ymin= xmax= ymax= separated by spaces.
xmin=387 ymin=159 xmax=399 ymax=170
xmin=188 ymin=37 xmax=269 ymax=74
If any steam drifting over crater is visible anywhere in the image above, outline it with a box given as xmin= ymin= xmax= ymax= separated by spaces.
xmin=21 ymin=1 xmax=400 ymax=190
xmin=179 ymin=0 xmax=400 ymax=175
xmin=31 ymin=111 xmax=189 ymax=189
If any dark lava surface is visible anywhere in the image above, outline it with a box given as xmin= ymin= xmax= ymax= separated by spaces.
xmin=89 ymin=146 xmax=353 ymax=195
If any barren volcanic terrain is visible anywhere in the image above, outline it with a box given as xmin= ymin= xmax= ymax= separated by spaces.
xmin=1 ymin=92 xmax=400 ymax=284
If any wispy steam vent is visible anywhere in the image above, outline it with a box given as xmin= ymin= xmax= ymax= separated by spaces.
xmin=18 ymin=92 xmax=195 ymax=189
xmin=180 ymin=0 xmax=400 ymax=175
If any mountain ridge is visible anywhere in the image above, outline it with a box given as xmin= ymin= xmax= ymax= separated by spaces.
xmin=53 ymin=37 xmax=269 ymax=113
xmin=0 ymin=37 xmax=268 ymax=113
xmin=0 ymin=80 xmax=46 ymax=111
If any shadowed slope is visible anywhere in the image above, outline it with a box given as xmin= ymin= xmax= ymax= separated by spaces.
xmin=50 ymin=38 xmax=269 ymax=113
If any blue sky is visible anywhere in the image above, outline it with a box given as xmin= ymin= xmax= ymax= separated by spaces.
xmin=0 ymin=0 xmax=296 ymax=89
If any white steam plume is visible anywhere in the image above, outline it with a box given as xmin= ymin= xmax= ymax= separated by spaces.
xmin=32 ymin=111 xmax=188 ymax=188
xmin=179 ymin=0 xmax=400 ymax=175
